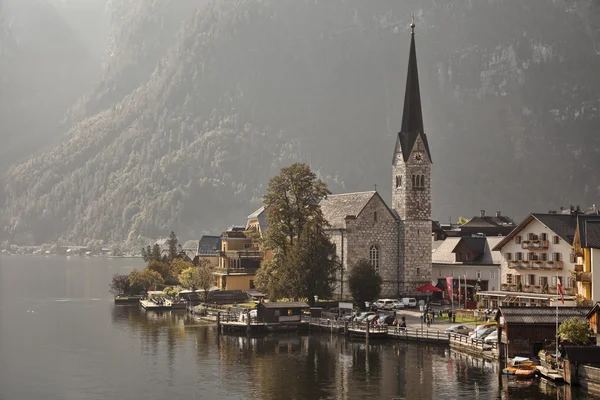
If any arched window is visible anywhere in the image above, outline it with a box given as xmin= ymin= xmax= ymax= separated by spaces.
xmin=374 ymin=211 xmax=378 ymax=222
xmin=396 ymin=175 xmax=402 ymax=188
xmin=421 ymin=175 xmax=425 ymax=188
xmin=412 ymin=175 xmax=416 ymax=188
xmin=369 ymin=245 xmax=380 ymax=273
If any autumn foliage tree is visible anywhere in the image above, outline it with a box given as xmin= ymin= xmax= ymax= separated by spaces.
xmin=256 ymin=163 xmax=337 ymax=303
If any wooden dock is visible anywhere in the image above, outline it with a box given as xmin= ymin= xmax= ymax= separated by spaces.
xmin=536 ymin=366 xmax=565 ymax=383
xmin=217 ymin=312 xmax=308 ymax=334
xmin=140 ymin=299 xmax=187 ymax=311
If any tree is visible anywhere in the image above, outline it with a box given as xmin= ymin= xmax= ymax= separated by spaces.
xmin=170 ymin=258 xmax=194 ymax=279
xmin=457 ymin=216 xmax=470 ymax=225
xmin=109 ymin=273 xmax=131 ymax=296
xmin=348 ymin=259 xmax=382 ymax=310
xmin=263 ymin=163 xmax=330 ymax=255
xmin=258 ymin=163 xmax=333 ymax=300
xmin=167 ymin=231 xmax=178 ymax=261
xmin=151 ymin=243 xmax=163 ymax=262
xmin=141 ymin=245 xmax=152 ymax=262
xmin=558 ymin=317 xmax=592 ymax=345
xmin=147 ymin=260 xmax=171 ymax=281
xmin=129 ymin=269 xmax=164 ymax=292
xmin=178 ymin=263 xmax=213 ymax=301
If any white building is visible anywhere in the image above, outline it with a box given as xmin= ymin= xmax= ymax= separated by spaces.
xmin=481 ymin=213 xmax=579 ymax=307
xmin=432 ymin=236 xmax=504 ymax=305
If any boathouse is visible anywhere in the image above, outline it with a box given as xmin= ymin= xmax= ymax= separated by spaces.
xmin=586 ymin=302 xmax=600 ymax=344
xmin=496 ymin=306 xmax=588 ymax=358
xmin=257 ymin=302 xmax=309 ymax=324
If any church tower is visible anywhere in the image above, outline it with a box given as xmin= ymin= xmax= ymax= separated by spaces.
xmin=392 ymin=17 xmax=432 ymax=294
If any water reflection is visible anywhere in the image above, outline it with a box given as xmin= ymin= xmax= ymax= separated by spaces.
xmin=110 ymin=306 xmax=600 ymax=400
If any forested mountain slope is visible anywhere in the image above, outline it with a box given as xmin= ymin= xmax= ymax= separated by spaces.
xmin=2 ymin=0 xmax=600 ymax=246
xmin=0 ymin=0 xmax=98 ymax=171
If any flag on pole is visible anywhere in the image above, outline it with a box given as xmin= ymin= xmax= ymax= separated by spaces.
xmin=557 ymin=277 xmax=564 ymax=305
xmin=446 ymin=276 xmax=453 ymax=300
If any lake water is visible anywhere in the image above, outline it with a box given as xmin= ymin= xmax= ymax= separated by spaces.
xmin=0 ymin=255 xmax=596 ymax=400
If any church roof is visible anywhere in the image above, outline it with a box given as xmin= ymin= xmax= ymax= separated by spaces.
xmin=320 ymin=191 xmax=378 ymax=229
xmin=397 ymin=24 xmax=432 ymax=163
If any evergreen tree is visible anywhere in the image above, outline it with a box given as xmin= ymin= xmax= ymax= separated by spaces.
xmin=348 ymin=259 xmax=382 ymax=310
xmin=167 ymin=231 xmax=178 ymax=261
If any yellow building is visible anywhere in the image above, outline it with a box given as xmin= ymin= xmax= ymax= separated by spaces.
xmin=572 ymin=216 xmax=600 ymax=306
xmin=193 ymin=235 xmax=221 ymax=268
xmin=214 ymin=226 xmax=263 ymax=291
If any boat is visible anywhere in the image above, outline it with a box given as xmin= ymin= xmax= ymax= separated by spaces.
xmin=502 ymin=357 xmax=537 ymax=378
xmin=114 ymin=295 xmax=142 ymax=304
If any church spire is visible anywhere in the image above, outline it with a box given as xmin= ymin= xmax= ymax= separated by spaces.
xmin=401 ymin=14 xmax=424 ymax=135
xmin=396 ymin=15 xmax=432 ymax=163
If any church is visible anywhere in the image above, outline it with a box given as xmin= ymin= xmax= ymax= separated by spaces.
xmin=320 ymin=19 xmax=433 ymax=298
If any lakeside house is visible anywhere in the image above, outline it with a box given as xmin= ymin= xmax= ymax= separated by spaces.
xmin=496 ymin=306 xmax=588 ymax=358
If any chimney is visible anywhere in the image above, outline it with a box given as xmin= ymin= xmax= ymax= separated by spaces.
xmin=496 ymin=211 xmax=501 ymax=217
xmin=480 ymin=210 xmax=486 ymax=217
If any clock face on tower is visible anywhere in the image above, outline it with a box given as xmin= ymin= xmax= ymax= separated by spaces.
xmin=413 ymin=152 xmax=424 ymax=163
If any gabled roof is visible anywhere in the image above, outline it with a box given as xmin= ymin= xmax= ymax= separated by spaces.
xmin=320 ymin=191 xmax=396 ymax=229
xmin=432 ymin=236 xmax=502 ymax=265
xmin=396 ymin=25 xmax=432 ymax=163
xmin=461 ymin=216 xmax=516 ymax=229
xmin=577 ymin=217 xmax=600 ymax=249
xmin=586 ymin=302 xmax=600 ymax=319
xmin=492 ymin=213 xmax=580 ymax=251
xmin=562 ymin=346 xmax=600 ymax=363
xmin=246 ymin=206 xmax=268 ymax=233
xmin=259 ymin=302 xmax=309 ymax=309
xmin=196 ymin=235 xmax=221 ymax=257
xmin=497 ymin=306 xmax=586 ymax=324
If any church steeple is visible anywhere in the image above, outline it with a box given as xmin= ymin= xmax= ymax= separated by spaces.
xmin=397 ymin=16 xmax=432 ymax=163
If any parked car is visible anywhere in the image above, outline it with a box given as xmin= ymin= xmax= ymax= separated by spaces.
xmin=469 ymin=323 xmax=496 ymax=338
xmin=377 ymin=314 xmax=396 ymax=326
xmin=484 ymin=330 xmax=498 ymax=343
xmin=374 ymin=299 xmax=395 ymax=310
xmin=472 ymin=327 xmax=495 ymax=340
xmin=393 ymin=300 xmax=405 ymax=309
xmin=354 ymin=312 xmax=375 ymax=322
xmin=445 ymin=325 xmax=473 ymax=336
xmin=401 ymin=298 xmax=418 ymax=308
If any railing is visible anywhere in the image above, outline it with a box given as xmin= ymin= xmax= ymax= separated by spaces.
xmin=575 ymin=264 xmax=584 ymax=273
xmin=576 ymin=272 xmax=592 ymax=283
xmin=447 ymin=332 xmax=498 ymax=351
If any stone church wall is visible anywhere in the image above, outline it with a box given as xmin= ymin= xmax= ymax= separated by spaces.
xmin=345 ymin=196 xmax=399 ymax=298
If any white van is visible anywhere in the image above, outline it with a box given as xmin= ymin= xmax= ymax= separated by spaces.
xmin=401 ymin=298 xmax=417 ymax=308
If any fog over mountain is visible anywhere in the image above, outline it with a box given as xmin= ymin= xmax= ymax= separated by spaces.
xmin=2 ymin=0 xmax=600 ymax=247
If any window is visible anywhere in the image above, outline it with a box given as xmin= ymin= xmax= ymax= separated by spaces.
xmin=244 ymin=243 xmax=252 ymax=249
xmin=528 ymin=274 xmax=536 ymax=285
xmin=374 ymin=211 xmax=378 ymax=222
xmin=490 ymin=271 xmax=495 ymax=279
xmin=553 ymin=235 xmax=560 ymax=244
xmin=476 ymin=271 xmax=481 ymax=279
xmin=507 ymin=274 xmax=513 ymax=284
xmin=421 ymin=175 xmax=425 ymax=187
xmin=569 ymin=253 xmax=576 ymax=263
xmin=516 ymin=252 xmax=523 ymax=261
xmin=551 ymin=276 xmax=557 ymax=287
xmin=417 ymin=267 xmax=420 ymax=275
xmin=249 ymin=280 xmax=255 ymax=289
xmin=412 ymin=175 xmax=416 ymax=188
xmin=567 ymin=277 xmax=574 ymax=288
xmin=396 ymin=175 xmax=402 ymax=188
xmin=515 ymin=236 xmax=522 ymax=244
xmin=553 ymin=253 xmax=562 ymax=262
xmin=506 ymin=252 xmax=513 ymax=261
xmin=411 ymin=174 xmax=425 ymax=188
xmin=541 ymin=233 xmax=547 ymax=241
xmin=438 ymin=269 xmax=442 ymax=277
xmin=539 ymin=276 xmax=548 ymax=287
xmin=515 ymin=275 xmax=522 ymax=284
xmin=369 ymin=245 xmax=380 ymax=273
xmin=528 ymin=233 xmax=535 ymax=241
xmin=541 ymin=253 xmax=548 ymax=261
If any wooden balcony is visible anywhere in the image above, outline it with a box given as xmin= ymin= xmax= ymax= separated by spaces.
xmin=575 ymin=264 xmax=584 ymax=273
xmin=521 ymin=240 xmax=549 ymax=250
xmin=576 ymin=272 xmax=592 ymax=283
xmin=219 ymin=250 xmax=264 ymax=260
